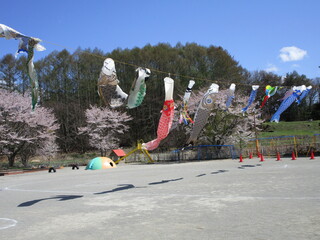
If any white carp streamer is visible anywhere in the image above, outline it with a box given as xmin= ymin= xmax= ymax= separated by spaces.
xmin=0 ymin=24 xmax=45 ymax=53
xmin=179 ymin=80 xmax=195 ymax=125
xmin=225 ymin=83 xmax=236 ymax=110
xmin=142 ymin=77 xmax=174 ymax=151
xmin=98 ymin=58 xmax=151 ymax=108
xmin=127 ymin=67 xmax=151 ymax=109
xmin=0 ymin=24 xmax=45 ymax=110
xmin=186 ymin=83 xmax=219 ymax=145
xmin=97 ymin=58 xmax=128 ymax=108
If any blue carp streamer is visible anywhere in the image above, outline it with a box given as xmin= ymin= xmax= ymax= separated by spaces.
xmin=270 ymin=86 xmax=306 ymax=123
xmin=296 ymin=86 xmax=312 ymax=105
xmin=242 ymin=85 xmax=259 ymax=112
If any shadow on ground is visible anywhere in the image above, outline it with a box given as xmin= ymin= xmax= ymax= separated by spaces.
xmin=18 ymin=195 xmax=83 ymax=207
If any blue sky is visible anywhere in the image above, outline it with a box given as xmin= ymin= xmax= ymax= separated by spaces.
xmin=1 ymin=0 xmax=320 ymax=79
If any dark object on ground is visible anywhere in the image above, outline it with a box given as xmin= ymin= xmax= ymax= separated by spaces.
xmin=48 ymin=167 xmax=56 ymax=173
xmin=71 ymin=164 xmax=79 ymax=170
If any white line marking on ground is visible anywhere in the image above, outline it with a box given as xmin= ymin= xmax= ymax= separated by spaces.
xmin=0 ymin=218 xmax=17 ymax=230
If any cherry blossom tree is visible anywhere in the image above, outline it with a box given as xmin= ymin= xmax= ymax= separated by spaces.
xmin=0 ymin=89 xmax=59 ymax=167
xmin=36 ymin=139 xmax=59 ymax=166
xmin=79 ymin=105 xmax=132 ymax=156
xmin=169 ymin=86 xmax=264 ymax=148
xmin=202 ymin=88 xmax=264 ymax=146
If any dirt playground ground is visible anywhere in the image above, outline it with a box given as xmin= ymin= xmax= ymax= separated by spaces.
xmin=1 ymin=157 xmax=319 ymax=240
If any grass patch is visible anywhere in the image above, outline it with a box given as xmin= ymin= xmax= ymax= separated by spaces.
xmin=0 ymin=151 xmax=100 ymax=169
xmin=260 ymin=120 xmax=320 ymax=138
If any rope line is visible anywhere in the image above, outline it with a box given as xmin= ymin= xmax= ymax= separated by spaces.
xmin=42 ymin=40 xmax=319 ymax=89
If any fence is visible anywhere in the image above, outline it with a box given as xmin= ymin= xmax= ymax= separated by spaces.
xmin=124 ymin=145 xmax=237 ymax=163
xmin=123 ymin=134 xmax=319 ymax=163
xmin=244 ymin=134 xmax=320 ymax=158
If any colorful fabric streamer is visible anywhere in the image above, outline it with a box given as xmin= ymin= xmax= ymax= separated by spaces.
xmin=97 ymin=58 xmax=128 ymax=108
xmin=142 ymin=77 xmax=175 ymax=151
xmin=1 ymin=24 xmax=45 ymax=110
xmin=186 ymin=83 xmax=219 ymax=145
xmin=296 ymin=86 xmax=312 ymax=104
xmin=0 ymin=24 xmax=45 ymax=54
xmin=179 ymin=80 xmax=195 ymax=125
xmin=225 ymin=83 xmax=236 ymax=110
xmin=127 ymin=67 xmax=151 ymax=109
xmin=98 ymin=58 xmax=151 ymax=108
xmin=278 ymin=89 xmax=293 ymax=102
xmin=27 ymin=38 xmax=40 ymax=110
xmin=242 ymin=85 xmax=259 ymax=112
xmin=260 ymin=85 xmax=278 ymax=108
xmin=270 ymin=85 xmax=306 ymax=123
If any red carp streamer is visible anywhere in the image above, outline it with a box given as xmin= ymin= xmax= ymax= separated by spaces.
xmin=143 ymin=77 xmax=174 ymax=151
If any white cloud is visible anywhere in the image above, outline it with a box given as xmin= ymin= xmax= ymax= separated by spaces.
xmin=279 ymin=46 xmax=307 ymax=62
xmin=265 ymin=63 xmax=278 ymax=73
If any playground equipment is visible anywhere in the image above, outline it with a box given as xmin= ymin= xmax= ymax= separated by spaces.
xmin=114 ymin=140 xmax=154 ymax=164
xmin=86 ymin=157 xmax=117 ymax=170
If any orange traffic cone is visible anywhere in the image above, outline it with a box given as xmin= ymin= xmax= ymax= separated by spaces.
xmin=260 ymin=153 xmax=264 ymax=162
xmin=276 ymin=152 xmax=281 ymax=161
xmin=239 ymin=154 xmax=243 ymax=163
xmin=291 ymin=151 xmax=296 ymax=160
xmin=310 ymin=150 xmax=315 ymax=160
xmin=249 ymin=152 xmax=253 ymax=159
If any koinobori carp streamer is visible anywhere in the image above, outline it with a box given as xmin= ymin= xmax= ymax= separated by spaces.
xmin=142 ymin=77 xmax=175 ymax=151
xmin=0 ymin=24 xmax=45 ymax=110
xmin=186 ymin=83 xmax=219 ymax=145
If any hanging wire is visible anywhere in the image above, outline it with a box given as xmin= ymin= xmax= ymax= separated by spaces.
xmin=42 ymin=40 xmax=318 ymax=89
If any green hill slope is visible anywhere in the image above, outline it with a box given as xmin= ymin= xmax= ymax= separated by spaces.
xmin=260 ymin=120 xmax=320 ymax=137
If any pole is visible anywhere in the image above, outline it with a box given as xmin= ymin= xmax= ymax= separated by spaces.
xmin=253 ymin=109 xmax=260 ymax=156
xmin=293 ymin=136 xmax=298 ymax=158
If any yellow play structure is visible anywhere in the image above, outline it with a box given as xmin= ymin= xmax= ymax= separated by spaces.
xmin=114 ymin=140 xmax=154 ymax=164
